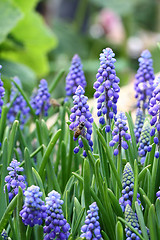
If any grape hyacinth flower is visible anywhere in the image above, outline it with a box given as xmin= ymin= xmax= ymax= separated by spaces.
xmin=119 ymin=163 xmax=141 ymax=212
xmin=109 ymin=112 xmax=131 ymax=156
xmin=69 ymin=85 xmax=93 ymax=157
xmin=148 ymin=82 xmax=160 ymax=158
xmin=44 ymin=190 xmax=70 ymax=240
xmin=31 ymin=79 xmax=50 ymax=116
xmin=125 ymin=204 xmax=142 ymax=239
xmin=20 ymin=185 xmax=47 ymax=227
xmin=134 ymin=49 xmax=155 ymax=114
xmin=4 ymin=159 xmax=26 ymax=202
xmin=0 ymin=65 xmax=5 ymax=118
xmin=93 ymin=48 xmax=120 ymax=132
xmin=134 ymin=108 xmax=145 ymax=143
xmin=80 ymin=202 xmax=102 ymax=240
xmin=65 ymin=54 xmax=86 ymax=97
xmin=138 ymin=120 xmax=152 ymax=165
xmin=1 ymin=230 xmax=11 ymax=240
xmin=7 ymin=77 xmax=30 ymax=126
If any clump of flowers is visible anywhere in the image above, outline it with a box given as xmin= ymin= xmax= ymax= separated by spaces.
xmin=134 ymin=108 xmax=145 ymax=143
xmin=69 ymin=85 xmax=93 ymax=157
xmin=80 ymin=202 xmax=102 ymax=240
xmin=31 ymin=79 xmax=50 ymax=116
xmin=0 ymin=65 xmax=5 ymax=118
xmin=125 ymin=204 xmax=142 ymax=239
xmin=119 ymin=162 xmax=141 ymax=212
xmin=1 ymin=230 xmax=11 ymax=240
xmin=65 ymin=54 xmax=86 ymax=97
xmin=4 ymin=159 xmax=26 ymax=202
xmin=138 ymin=120 xmax=152 ymax=165
xmin=134 ymin=49 xmax=155 ymax=114
xmin=20 ymin=185 xmax=47 ymax=227
xmin=44 ymin=190 xmax=70 ymax=240
xmin=93 ymin=47 xmax=120 ymax=132
xmin=149 ymin=82 xmax=160 ymax=158
xmin=109 ymin=112 xmax=131 ymax=156
xmin=7 ymin=77 xmax=30 ymax=125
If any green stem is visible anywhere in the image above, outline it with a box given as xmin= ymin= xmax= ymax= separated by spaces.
xmin=116 ymin=147 xmax=121 ymax=199
xmin=26 ymin=226 xmax=32 ymax=240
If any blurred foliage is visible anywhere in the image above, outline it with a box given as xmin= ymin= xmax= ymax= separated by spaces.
xmin=0 ymin=0 xmax=57 ymax=92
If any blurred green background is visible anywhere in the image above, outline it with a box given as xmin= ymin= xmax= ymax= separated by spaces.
xmin=0 ymin=0 xmax=160 ymax=98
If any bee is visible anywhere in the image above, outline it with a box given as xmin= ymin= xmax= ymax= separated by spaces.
xmin=74 ymin=122 xmax=85 ymax=138
xmin=50 ymin=98 xmax=60 ymax=108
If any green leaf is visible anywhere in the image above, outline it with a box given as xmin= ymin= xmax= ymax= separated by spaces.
xmin=32 ymin=168 xmax=46 ymax=201
xmin=148 ymin=204 xmax=159 ymax=240
xmin=107 ymin=188 xmax=124 ymax=218
xmin=49 ymin=69 xmax=65 ymax=93
xmin=132 ymin=160 xmax=138 ymax=211
xmin=38 ymin=129 xmax=62 ymax=177
xmin=0 ymin=0 xmax=23 ymax=44
xmin=17 ymin=187 xmax=26 ymax=240
xmin=0 ymin=194 xmax=18 ymax=232
xmin=8 ymin=120 xmax=19 ymax=164
xmin=72 ymin=207 xmax=85 ymax=238
xmin=1 ymin=59 xmax=36 ymax=91
xmin=138 ymin=165 xmax=151 ymax=182
xmin=83 ymin=159 xmax=91 ymax=211
xmin=116 ymin=221 xmax=124 ymax=240
xmin=0 ymin=138 xmax=8 ymax=218
xmin=24 ymin=148 xmax=34 ymax=186
xmin=96 ymin=129 xmax=122 ymax=190
xmin=135 ymin=201 xmax=149 ymax=240
xmin=13 ymin=0 xmax=39 ymax=13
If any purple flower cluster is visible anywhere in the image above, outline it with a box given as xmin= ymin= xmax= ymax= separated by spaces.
xmin=65 ymin=54 xmax=86 ymax=97
xmin=93 ymin=48 xmax=120 ymax=132
xmin=134 ymin=49 xmax=155 ymax=113
xmin=156 ymin=187 xmax=160 ymax=200
xmin=109 ymin=112 xmax=131 ymax=156
xmin=31 ymin=79 xmax=50 ymax=116
xmin=125 ymin=204 xmax=142 ymax=240
xmin=1 ymin=230 xmax=11 ymax=240
xmin=148 ymin=82 xmax=160 ymax=158
xmin=7 ymin=77 xmax=30 ymax=125
xmin=134 ymin=108 xmax=144 ymax=143
xmin=80 ymin=202 xmax=102 ymax=240
xmin=69 ymin=85 xmax=93 ymax=157
xmin=44 ymin=190 xmax=70 ymax=240
xmin=0 ymin=65 xmax=5 ymax=118
xmin=119 ymin=163 xmax=141 ymax=212
xmin=4 ymin=159 xmax=26 ymax=202
xmin=138 ymin=121 xmax=152 ymax=165
xmin=20 ymin=185 xmax=47 ymax=227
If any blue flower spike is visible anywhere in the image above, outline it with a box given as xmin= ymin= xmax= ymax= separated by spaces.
xmin=4 ymin=159 xmax=26 ymax=202
xmin=69 ymin=85 xmax=93 ymax=157
xmin=138 ymin=120 xmax=152 ymax=165
xmin=125 ymin=204 xmax=142 ymax=240
xmin=31 ymin=79 xmax=50 ymax=116
xmin=119 ymin=163 xmax=141 ymax=212
xmin=134 ymin=108 xmax=145 ymax=143
xmin=7 ymin=77 xmax=29 ymax=126
xmin=43 ymin=190 xmax=70 ymax=240
xmin=134 ymin=49 xmax=155 ymax=114
xmin=149 ymin=79 xmax=160 ymax=158
xmin=0 ymin=65 xmax=5 ymax=118
xmin=66 ymin=54 xmax=86 ymax=97
xmin=109 ymin=112 xmax=131 ymax=156
xmin=80 ymin=202 xmax=102 ymax=240
xmin=20 ymin=185 xmax=47 ymax=227
xmin=93 ymin=48 xmax=120 ymax=132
